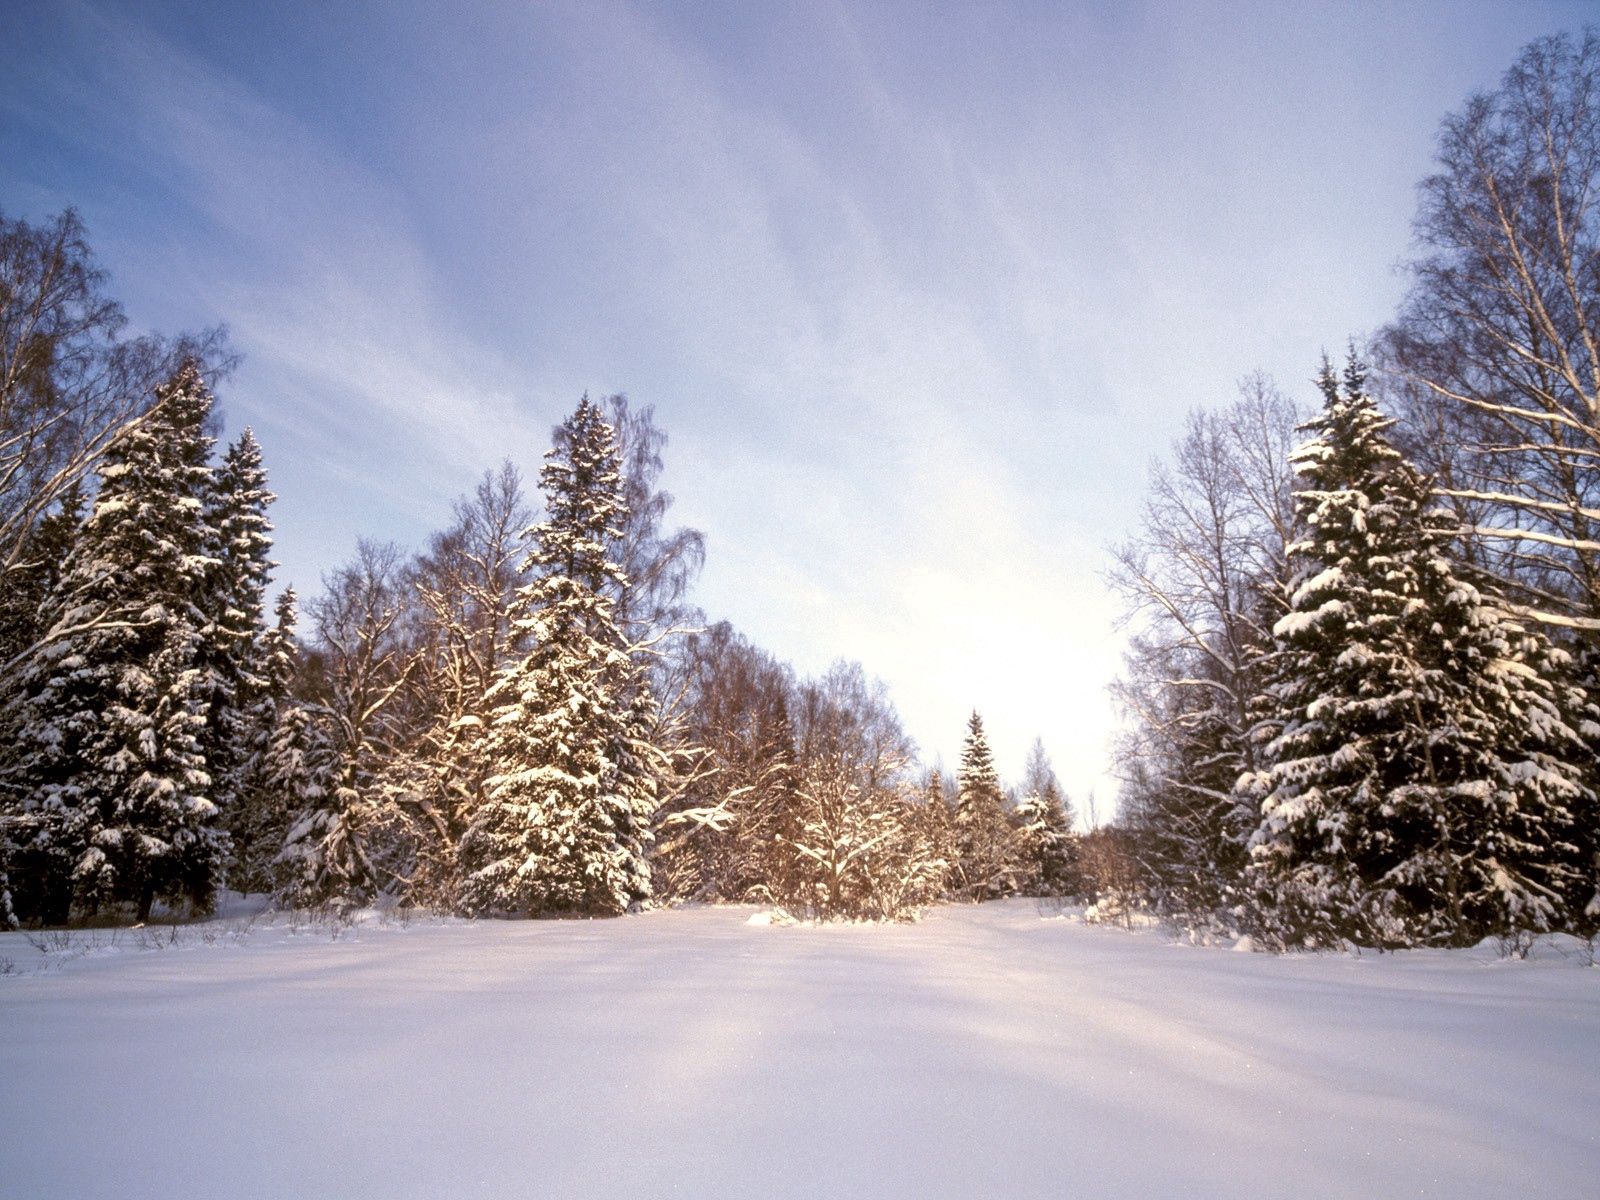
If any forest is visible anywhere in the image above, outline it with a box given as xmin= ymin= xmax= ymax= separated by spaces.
xmin=2 ymin=29 xmax=1598 ymax=953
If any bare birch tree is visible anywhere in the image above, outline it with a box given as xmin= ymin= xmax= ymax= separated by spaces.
xmin=0 ymin=208 xmax=229 ymax=678
xmin=1382 ymin=30 xmax=1600 ymax=631
xmin=1108 ymin=375 xmax=1301 ymax=924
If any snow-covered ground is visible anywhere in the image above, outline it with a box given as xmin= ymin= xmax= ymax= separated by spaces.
xmin=2 ymin=901 xmax=1596 ymax=1199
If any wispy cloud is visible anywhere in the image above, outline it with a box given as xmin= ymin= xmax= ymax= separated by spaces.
xmin=5 ymin=0 xmax=1581 ymax=802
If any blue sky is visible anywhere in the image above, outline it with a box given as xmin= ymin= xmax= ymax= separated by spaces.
xmin=2 ymin=0 xmax=1592 ymax=810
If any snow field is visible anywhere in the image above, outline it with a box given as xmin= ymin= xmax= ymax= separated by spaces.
xmin=1 ymin=900 xmax=1596 ymax=1199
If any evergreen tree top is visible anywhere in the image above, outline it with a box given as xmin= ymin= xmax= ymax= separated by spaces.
xmin=525 ymin=396 xmax=630 ymax=608
xmin=958 ymin=711 xmax=1001 ymax=805
xmin=217 ymin=429 xmax=274 ymax=497
xmin=1290 ymin=357 xmax=1405 ymax=491
xmin=272 ymin=587 xmax=299 ymax=634
xmin=63 ymin=359 xmax=219 ymax=615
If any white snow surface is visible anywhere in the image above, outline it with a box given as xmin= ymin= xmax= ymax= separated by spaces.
xmin=2 ymin=900 xmax=1597 ymax=1199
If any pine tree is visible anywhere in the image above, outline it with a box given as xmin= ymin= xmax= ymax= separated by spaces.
xmin=458 ymin=397 xmax=658 ymax=916
xmin=13 ymin=362 xmax=225 ymax=921
xmin=955 ymin=711 xmax=1016 ymax=901
xmin=1240 ymin=357 xmax=1592 ymax=947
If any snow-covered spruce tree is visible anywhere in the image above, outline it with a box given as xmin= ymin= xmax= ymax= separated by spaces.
xmin=0 ymin=853 xmax=14 ymax=929
xmin=270 ymin=700 xmax=375 ymax=909
xmin=1522 ymin=634 xmax=1600 ymax=936
xmin=916 ymin=769 xmax=958 ymax=898
xmin=12 ymin=362 xmax=225 ymax=921
xmin=229 ymin=587 xmax=300 ymax=894
xmin=0 ymin=484 xmax=86 ymax=925
xmin=1014 ymin=738 xmax=1078 ymax=897
xmin=559 ymin=398 xmax=706 ymax=896
xmin=955 ymin=712 xmax=1017 ymax=901
xmin=458 ymin=398 xmax=658 ymax=917
xmin=0 ymin=482 xmax=86 ymax=684
xmin=1567 ymin=644 xmax=1600 ymax=934
xmin=1239 ymin=357 xmax=1592 ymax=948
xmin=202 ymin=430 xmax=276 ymax=808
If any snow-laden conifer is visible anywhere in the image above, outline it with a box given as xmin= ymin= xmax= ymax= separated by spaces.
xmin=1241 ymin=358 xmax=1592 ymax=947
xmin=201 ymin=429 xmax=277 ymax=825
xmin=954 ymin=711 xmax=1016 ymax=900
xmin=916 ymin=770 xmax=957 ymax=897
xmin=0 ymin=484 xmax=86 ymax=924
xmin=1014 ymin=739 xmax=1077 ymax=896
xmin=270 ymin=700 xmax=375 ymax=909
xmin=458 ymin=397 xmax=658 ymax=916
xmin=229 ymin=588 xmax=299 ymax=894
xmin=13 ymin=362 xmax=225 ymax=920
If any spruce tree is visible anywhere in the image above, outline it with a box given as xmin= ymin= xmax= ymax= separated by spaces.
xmin=201 ymin=429 xmax=277 ymax=829
xmin=1569 ymin=645 xmax=1600 ymax=935
xmin=458 ymin=397 xmax=658 ymax=916
xmin=1014 ymin=738 xmax=1077 ymax=896
xmin=13 ymin=362 xmax=225 ymax=921
xmin=230 ymin=587 xmax=299 ymax=894
xmin=0 ymin=484 xmax=85 ymax=925
xmin=919 ymin=769 xmax=958 ymax=897
xmin=955 ymin=711 xmax=1015 ymax=901
xmin=272 ymin=701 xmax=374 ymax=910
xmin=0 ymin=482 xmax=86 ymax=676
xmin=746 ymin=687 xmax=800 ymax=898
xmin=1241 ymin=358 xmax=1592 ymax=947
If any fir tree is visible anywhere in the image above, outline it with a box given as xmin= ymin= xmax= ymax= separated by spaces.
xmin=1240 ymin=357 xmax=1592 ymax=947
xmin=13 ymin=362 xmax=225 ymax=921
xmin=458 ymin=397 xmax=658 ymax=916
xmin=955 ymin=711 xmax=1016 ymax=901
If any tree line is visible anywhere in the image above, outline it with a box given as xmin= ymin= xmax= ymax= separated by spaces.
xmin=1107 ymin=30 xmax=1600 ymax=949
xmin=6 ymin=28 xmax=1595 ymax=947
xmin=0 ymin=214 xmax=1078 ymax=926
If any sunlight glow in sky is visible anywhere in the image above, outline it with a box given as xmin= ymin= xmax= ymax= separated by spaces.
xmin=2 ymin=0 xmax=1591 ymax=812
